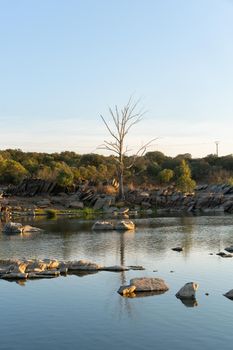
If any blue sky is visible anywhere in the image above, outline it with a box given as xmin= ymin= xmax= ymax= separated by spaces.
xmin=0 ymin=0 xmax=233 ymax=157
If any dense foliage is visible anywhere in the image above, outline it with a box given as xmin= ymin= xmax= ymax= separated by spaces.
xmin=0 ymin=149 xmax=232 ymax=191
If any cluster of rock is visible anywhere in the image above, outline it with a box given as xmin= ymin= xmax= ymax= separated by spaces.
xmin=92 ymin=220 xmax=135 ymax=231
xmin=0 ymin=258 xmax=140 ymax=281
xmin=125 ymin=184 xmax=233 ymax=213
xmin=118 ymin=278 xmax=200 ymax=301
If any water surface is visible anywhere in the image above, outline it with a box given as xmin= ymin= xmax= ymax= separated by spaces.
xmin=0 ymin=215 xmax=233 ymax=350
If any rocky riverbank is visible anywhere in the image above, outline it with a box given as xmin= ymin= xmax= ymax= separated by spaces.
xmin=1 ymin=182 xmax=233 ymax=218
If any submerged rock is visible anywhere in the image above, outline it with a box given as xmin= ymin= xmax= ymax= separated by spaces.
xmin=176 ymin=282 xmax=199 ymax=299
xmin=67 ymin=259 xmax=103 ymax=271
xmin=130 ymin=277 xmax=169 ymax=292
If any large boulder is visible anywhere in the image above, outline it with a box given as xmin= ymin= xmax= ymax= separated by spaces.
xmin=176 ymin=282 xmax=199 ymax=299
xmin=92 ymin=221 xmax=114 ymax=230
xmin=3 ymin=222 xmax=23 ymax=234
xmin=115 ymin=220 xmax=135 ymax=231
xmin=129 ymin=277 xmax=169 ymax=292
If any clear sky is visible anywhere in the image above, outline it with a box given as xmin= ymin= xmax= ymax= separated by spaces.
xmin=0 ymin=0 xmax=233 ymax=158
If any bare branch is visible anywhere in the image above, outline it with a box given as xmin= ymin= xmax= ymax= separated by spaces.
xmin=126 ymin=138 xmax=158 ymax=169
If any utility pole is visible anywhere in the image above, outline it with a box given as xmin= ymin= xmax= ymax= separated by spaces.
xmin=215 ymin=141 xmax=220 ymax=157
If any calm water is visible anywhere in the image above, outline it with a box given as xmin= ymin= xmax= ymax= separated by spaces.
xmin=1 ymin=215 xmax=233 ymax=349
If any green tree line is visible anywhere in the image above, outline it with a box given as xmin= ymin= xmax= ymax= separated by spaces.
xmin=0 ymin=149 xmax=232 ymax=191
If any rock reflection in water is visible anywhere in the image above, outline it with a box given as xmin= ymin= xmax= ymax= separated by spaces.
xmin=121 ymin=290 xmax=168 ymax=298
xmin=178 ymin=298 xmax=198 ymax=307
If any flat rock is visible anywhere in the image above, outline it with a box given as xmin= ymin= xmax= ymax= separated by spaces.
xmin=92 ymin=221 xmax=114 ymax=230
xmin=103 ymin=265 xmax=129 ymax=272
xmin=176 ymin=282 xmax=199 ymax=299
xmin=216 ymin=252 xmax=232 ymax=258
xmin=22 ymin=225 xmax=43 ymax=233
xmin=67 ymin=259 xmax=103 ymax=271
xmin=2 ymin=272 xmax=28 ymax=280
xmin=129 ymin=277 xmax=169 ymax=292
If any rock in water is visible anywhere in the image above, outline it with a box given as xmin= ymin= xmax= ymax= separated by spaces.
xmin=2 ymin=222 xmax=23 ymax=234
xmin=129 ymin=277 xmax=169 ymax=292
xmin=118 ymin=285 xmax=136 ymax=295
xmin=176 ymin=282 xmax=199 ymax=299
xmin=22 ymin=225 xmax=43 ymax=233
xmin=172 ymin=247 xmax=183 ymax=252
xmin=103 ymin=265 xmax=130 ymax=272
xmin=92 ymin=221 xmax=114 ymax=230
xmin=216 ymin=252 xmax=232 ymax=258
xmin=67 ymin=259 xmax=103 ymax=271
xmin=224 ymin=289 xmax=233 ymax=300
xmin=115 ymin=220 xmax=135 ymax=231
xmin=224 ymin=246 xmax=233 ymax=253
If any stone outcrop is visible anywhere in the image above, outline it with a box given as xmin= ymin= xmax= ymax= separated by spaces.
xmin=176 ymin=282 xmax=199 ymax=299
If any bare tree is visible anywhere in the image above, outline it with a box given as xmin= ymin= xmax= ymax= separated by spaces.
xmin=100 ymin=98 xmax=156 ymax=200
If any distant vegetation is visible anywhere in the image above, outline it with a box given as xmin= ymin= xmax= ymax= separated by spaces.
xmin=0 ymin=149 xmax=233 ymax=191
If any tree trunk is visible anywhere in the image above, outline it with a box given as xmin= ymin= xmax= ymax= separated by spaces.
xmin=118 ymin=168 xmax=125 ymax=201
